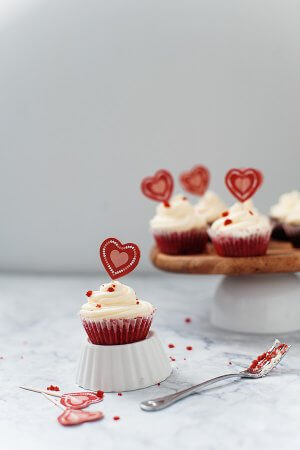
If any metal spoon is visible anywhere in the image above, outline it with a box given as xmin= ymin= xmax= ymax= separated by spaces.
xmin=140 ymin=339 xmax=290 ymax=412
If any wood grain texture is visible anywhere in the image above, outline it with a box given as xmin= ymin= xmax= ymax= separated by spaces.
xmin=150 ymin=241 xmax=300 ymax=275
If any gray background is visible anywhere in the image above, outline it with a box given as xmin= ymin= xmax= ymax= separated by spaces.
xmin=1 ymin=0 xmax=299 ymax=273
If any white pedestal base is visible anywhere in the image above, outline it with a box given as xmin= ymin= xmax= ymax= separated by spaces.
xmin=76 ymin=330 xmax=172 ymax=392
xmin=211 ymin=274 xmax=300 ymax=334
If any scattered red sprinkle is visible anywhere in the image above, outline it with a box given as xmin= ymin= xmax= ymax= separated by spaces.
xmin=107 ymin=287 xmax=115 ymax=292
xmin=47 ymin=385 xmax=60 ymax=392
xmin=169 ymin=356 xmax=176 ymax=361
xmin=164 ymin=201 xmax=170 ymax=208
xmin=96 ymin=304 xmax=102 ymax=308
xmin=186 ymin=346 xmax=193 ymax=351
xmin=117 ymin=393 xmax=123 ymax=396
xmin=157 ymin=383 xmax=161 ymax=386
xmin=224 ymin=219 xmax=232 ymax=226
xmin=96 ymin=390 xmax=104 ymax=399
xmin=136 ymin=301 xmax=140 ymax=305
xmin=249 ymin=210 xmax=254 ymax=215
xmin=185 ymin=318 xmax=191 ymax=323
xmin=112 ymin=284 xmax=116 ymax=287
xmin=113 ymin=416 xmax=120 ymax=421
xmin=86 ymin=290 xmax=93 ymax=297
xmin=168 ymin=344 xmax=175 ymax=348
xmin=222 ymin=211 xmax=229 ymax=217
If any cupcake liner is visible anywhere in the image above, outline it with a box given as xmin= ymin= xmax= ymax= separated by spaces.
xmin=211 ymin=232 xmax=271 ymax=257
xmin=282 ymin=224 xmax=300 ymax=248
xmin=270 ymin=218 xmax=288 ymax=241
xmin=81 ymin=314 xmax=154 ymax=345
xmin=153 ymin=229 xmax=208 ymax=255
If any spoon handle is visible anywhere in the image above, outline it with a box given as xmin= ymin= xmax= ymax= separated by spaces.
xmin=140 ymin=373 xmax=241 ymax=411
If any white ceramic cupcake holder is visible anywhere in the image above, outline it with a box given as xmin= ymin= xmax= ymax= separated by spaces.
xmin=76 ymin=330 xmax=172 ymax=392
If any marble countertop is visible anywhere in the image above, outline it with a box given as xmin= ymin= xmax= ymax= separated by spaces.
xmin=1 ymin=272 xmax=300 ymax=450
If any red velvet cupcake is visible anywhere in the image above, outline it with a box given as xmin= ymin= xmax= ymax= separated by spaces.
xmin=209 ymin=202 xmax=271 ymax=257
xmin=150 ymin=195 xmax=208 ymax=255
xmin=80 ymin=281 xmax=155 ymax=345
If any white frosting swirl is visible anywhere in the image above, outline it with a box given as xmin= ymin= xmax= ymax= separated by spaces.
xmin=209 ymin=202 xmax=271 ymax=238
xmin=285 ymin=205 xmax=300 ymax=226
xmin=80 ymin=281 xmax=154 ymax=320
xmin=270 ymin=191 xmax=300 ymax=222
xmin=150 ymin=194 xmax=207 ymax=232
xmin=194 ymin=191 xmax=227 ymax=223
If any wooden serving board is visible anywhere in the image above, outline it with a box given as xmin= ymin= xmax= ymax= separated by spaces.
xmin=150 ymin=241 xmax=300 ymax=275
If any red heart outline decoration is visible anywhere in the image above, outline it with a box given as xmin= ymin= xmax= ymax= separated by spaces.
xmin=100 ymin=238 xmax=141 ymax=280
xmin=225 ymin=168 xmax=263 ymax=202
xmin=179 ymin=165 xmax=210 ymax=196
xmin=141 ymin=169 xmax=174 ymax=203
xmin=60 ymin=392 xmax=102 ymax=410
xmin=58 ymin=408 xmax=104 ymax=426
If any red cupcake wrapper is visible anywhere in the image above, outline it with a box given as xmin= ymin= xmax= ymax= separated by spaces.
xmin=82 ymin=315 xmax=154 ymax=345
xmin=153 ymin=229 xmax=208 ymax=255
xmin=211 ymin=232 xmax=270 ymax=257
xmin=282 ymin=224 xmax=300 ymax=248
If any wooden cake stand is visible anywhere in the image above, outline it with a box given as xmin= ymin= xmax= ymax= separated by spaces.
xmin=151 ymin=241 xmax=300 ymax=334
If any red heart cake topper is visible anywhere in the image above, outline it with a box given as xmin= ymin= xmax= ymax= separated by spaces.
xmin=100 ymin=238 xmax=141 ymax=280
xmin=60 ymin=392 xmax=102 ymax=410
xmin=141 ymin=169 xmax=174 ymax=203
xmin=58 ymin=408 xmax=104 ymax=426
xmin=225 ymin=168 xmax=263 ymax=202
xmin=179 ymin=165 xmax=210 ymax=196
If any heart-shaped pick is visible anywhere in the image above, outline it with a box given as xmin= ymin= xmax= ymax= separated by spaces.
xmin=58 ymin=408 xmax=104 ymax=426
xmin=100 ymin=238 xmax=141 ymax=280
xmin=225 ymin=168 xmax=263 ymax=202
xmin=60 ymin=392 xmax=102 ymax=410
xmin=179 ymin=165 xmax=210 ymax=196
xmin=141 ymin=169 xmax=174 ymax=203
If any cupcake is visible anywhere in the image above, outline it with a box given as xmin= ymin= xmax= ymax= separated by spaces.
xmin=283 ymin=206 xmax=300 ymax=248
xmin=80 ymin=280 xmax=155 ymax=345
xmin=209 ymin=202 xmax=271 ymax=257
xmin=150 ymin=194 xmax=208 ymax=255
xmin=194 ymin=191 xmax=227 ymax=225
xmin=269 ymin=191 xmax=300 ymax=241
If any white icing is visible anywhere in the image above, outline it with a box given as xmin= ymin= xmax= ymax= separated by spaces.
xmin=270 ymin=191 xmax=300 ymax=222
xmin=285 ymin=205 xmax=300 ymax=226
xmin=194 ymin=191 xmax=227 ymax=223
xmin=150 ymin=194 xmax=207 ymax=232
xmin=80 ymin=281 xmax=154 ymax=320
xmin=209 ymin=202 xmax=271 ymax=238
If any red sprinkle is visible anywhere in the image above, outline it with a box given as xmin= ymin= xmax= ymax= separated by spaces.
xmin=96 ymin=390 xmax=104 ymax=399
xmin=86 ymin=290 xmax=93 ymax=297
xmin=117 ymin=393 xmax=123 ymax=396
xmin=170 ymin=356 xmax=176 ymax=362
xmin=229 ymin=361 xmax=232 ymax=365
xmin=113 ymin=416 xmax=120 ymax=421
xmin=224 ymin=219 xmax=232 ymax=226
xmin=136 ymin=301 xmax=140 ymax=305
xmin=185 ymin=318 xmax=191 ymax=323
xmin=222 ymin=211 xmax=229 ymax=217
xmin=157 ymin=383 xmax=161 ymax=386
xmin=107 ymin=287 xmax=115 ymax=292
xmin=47 ymin=385 xmax=60 ymax=392
xmin=168 ymin=344 xmax=175 ymax=348
xmin=164 ymin=201 xmax=170 ymax=208
xmin=249 ymin=210 xmax=254 ymax=215
xmin=96 ymin=304 xmax=102 ymax=308
xmin=186 ymin=346 xmax=193 ymax=351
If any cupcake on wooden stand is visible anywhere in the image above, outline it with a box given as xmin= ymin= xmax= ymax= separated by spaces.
xmin=141 ymin=169 xmax=208 ymax=255
xmin=77 ymin=237 xmax=171 ymax=392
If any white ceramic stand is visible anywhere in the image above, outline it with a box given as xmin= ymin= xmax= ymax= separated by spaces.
xmin=211 ymin=274 xmax=300 ymax=334
xmin=76 ymin=330 xmax=172 ymax=392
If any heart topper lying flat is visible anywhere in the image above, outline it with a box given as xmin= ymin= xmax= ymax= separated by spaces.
xmin=225 ymin=168 xmax=263 ymax=203
xmin=179 ymin=165 xmax=210 ymax=196
xmin=141 ymin=169 xmax=174 ymax=204
xmin=100 ymin=237 xmax=141 ymax=280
